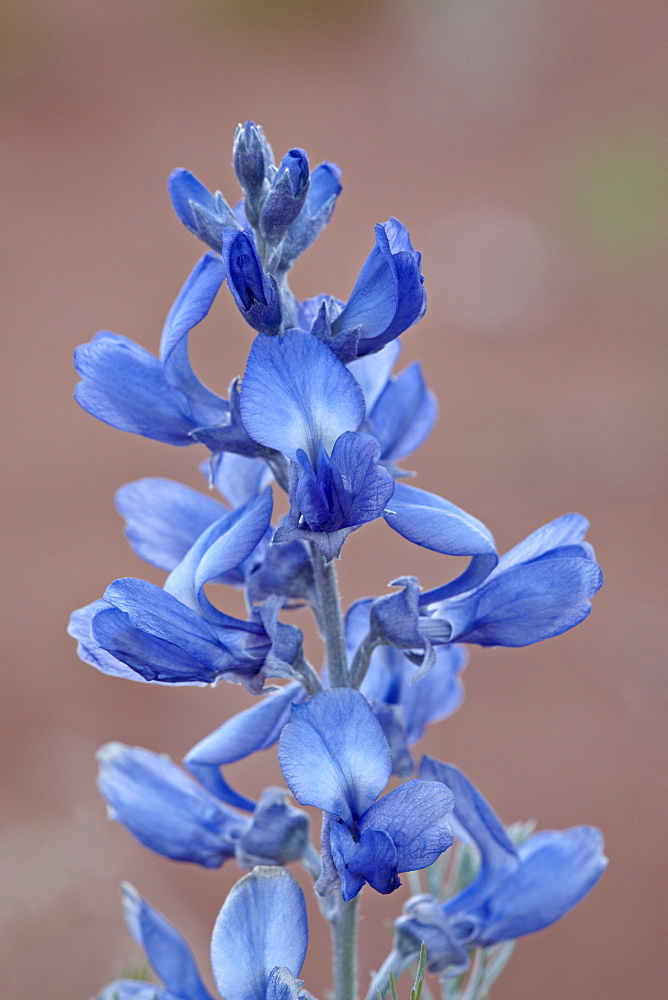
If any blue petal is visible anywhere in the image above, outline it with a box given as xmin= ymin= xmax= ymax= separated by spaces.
xmin=94 ymin=579 xmax=264 ymax=685
xmin=122 ymin=884 xmax=215 ymax=1000
xmin=240 ymin=331 xmax=365 ymax=463
xmin=184 ymin=682 xmax=306 ymax=810
xmin=297 ymin=293 xmax=344 ymax=335
xmin=333 ymin=219 xmax=426 ymax=356
xmin=471 ymin=827 xmax=607 ymax=945
xmin=360 ymin=779 xmax=454 ymax=874
xmin=395 ymin=896 xmax=470 ymax=975
xmin=210 ymin=868 xmax=308 ymax=1000
xmin=370 ymin=363 xmax=438 ymax=461
xmin=348 ymin=341 xmax=401 ymax=411
xmin=97 ymin=743 xmax=246 ymax=867
xmin=115 ymin=478 xmax=227 ymax=571
xmin=384 ymin=483 xmax=497 ymax=559
xmin=400 ymin=646 xmax=467 ymax=742
xmin=494 ymin=513 xmax=591 ymax=575
xmin=293 ymin=447 xmax=334 ymax=530
xmin=211 ymin=452 xmax=273 ymax=508
xmin=168 ymin=168 xmax=238 ymax=250
xmin=68 ymin=600 xmax=151 ymax=682
xmin=369 ymin=701 xmax=415 ymax=778
xmin=278 ymin=689 xmax=391 ymax=825
xmin=92 ymin=605 xmax=227 ymax=685
xmin=418 ymin=759 xmax=516 ymax=878
xmin=163 ymin=488 xmax=273 ymax=616
xmin=330 ymin=822 xmax=398 ymax=900
xmin=253 ymin=597 xmax=304 ymax=678
xmin=246 ymin=538 xmax=315 ymax=604
xmin=436 ymin=557 xmax=604 ymax=647
xmin=159 ymin=254 xmax=226 ymax=411
xmin=74 ymin=332 xmax=200 ymax=446
xmin=328 ymin=432 xmax=395 ymax=527
xmin=223 ymin=230 xmax=282 ymax=334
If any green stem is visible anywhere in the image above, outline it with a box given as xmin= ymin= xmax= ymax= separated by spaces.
xmin=310 ymin=544 xmax=349 ymax=687
xmin=333 ymin=895 xmax=360 ymax=1000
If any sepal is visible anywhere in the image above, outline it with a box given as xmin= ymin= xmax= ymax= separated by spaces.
xmin=278 ymin=161 xmax=342 ymax=270
xmin=260 ymin=148 xmax=310 ymax=243
xmin=235 ymin=787 xmax=310 ymax=868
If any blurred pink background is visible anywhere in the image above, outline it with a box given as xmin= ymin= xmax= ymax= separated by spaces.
xmin=1 ymin=1 xmax=666 ymax=997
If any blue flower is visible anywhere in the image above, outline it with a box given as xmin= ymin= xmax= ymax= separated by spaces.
xmin=96 ymin=872 xmax=310 ymax=1000
xmin=297 ymin=218 xmax=426 ymax=363
xmin=240 ymin=330 xmax=395 ymax=558
xmin=97 ymin=743 xmax=311 ymax=870
xmin=68 ymin=489 xmax=304 ymax=692
xmin=419 ymin=512 xmax=603 ymax=646
xmin=74 ymin=253 xmax=262 ymax=458
xmin=367 ymin=514 xmax=602 ymax=662
xmin=392 ymin=759 xmax=607 ymax=973
xmin=96 ymin=743 xmax=248 ymax=867
xmin=278 ymin=689 xmax=454 ymax=901
xmin=345 ymin=599 xmax=467 ymax=777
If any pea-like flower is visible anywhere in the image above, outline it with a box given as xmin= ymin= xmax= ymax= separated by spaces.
xmin=95 ymin=871 xmax=311 ymax=1000
xmin=391 ymin=759 xmax=608 ymax=974
xmin=278 ymin=688 xmax=454 ymax=901
xmin=367 ymin=513 xmax=603 ymax=665
xmin=74 ymin=253 xmax=262 ymax=459
xmin=240 ymin=330 xmax=395 ymax=558
xmin=68 ymin=488 xmax=303 ymax=692
xmin=97 ymin=743 xmax=311 ymax=871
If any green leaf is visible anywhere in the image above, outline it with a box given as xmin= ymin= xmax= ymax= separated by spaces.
xmin=410 ymin=942 xmax=427 ymax=1000
xmin=389 ymin=970 xmax=399 ymax=1000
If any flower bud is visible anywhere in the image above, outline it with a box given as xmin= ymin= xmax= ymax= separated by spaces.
xmin=260 ymin=148 xmax=310 ymax=243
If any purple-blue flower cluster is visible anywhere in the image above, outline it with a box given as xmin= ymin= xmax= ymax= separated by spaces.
xmin=71 ymin=122 xmax=606 ymax=999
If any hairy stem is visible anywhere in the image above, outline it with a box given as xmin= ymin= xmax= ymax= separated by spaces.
xmin=310 ymin=544 xmax=349 ymax=687
xmin=334 ymin=894 xmax=360 ymax=1000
